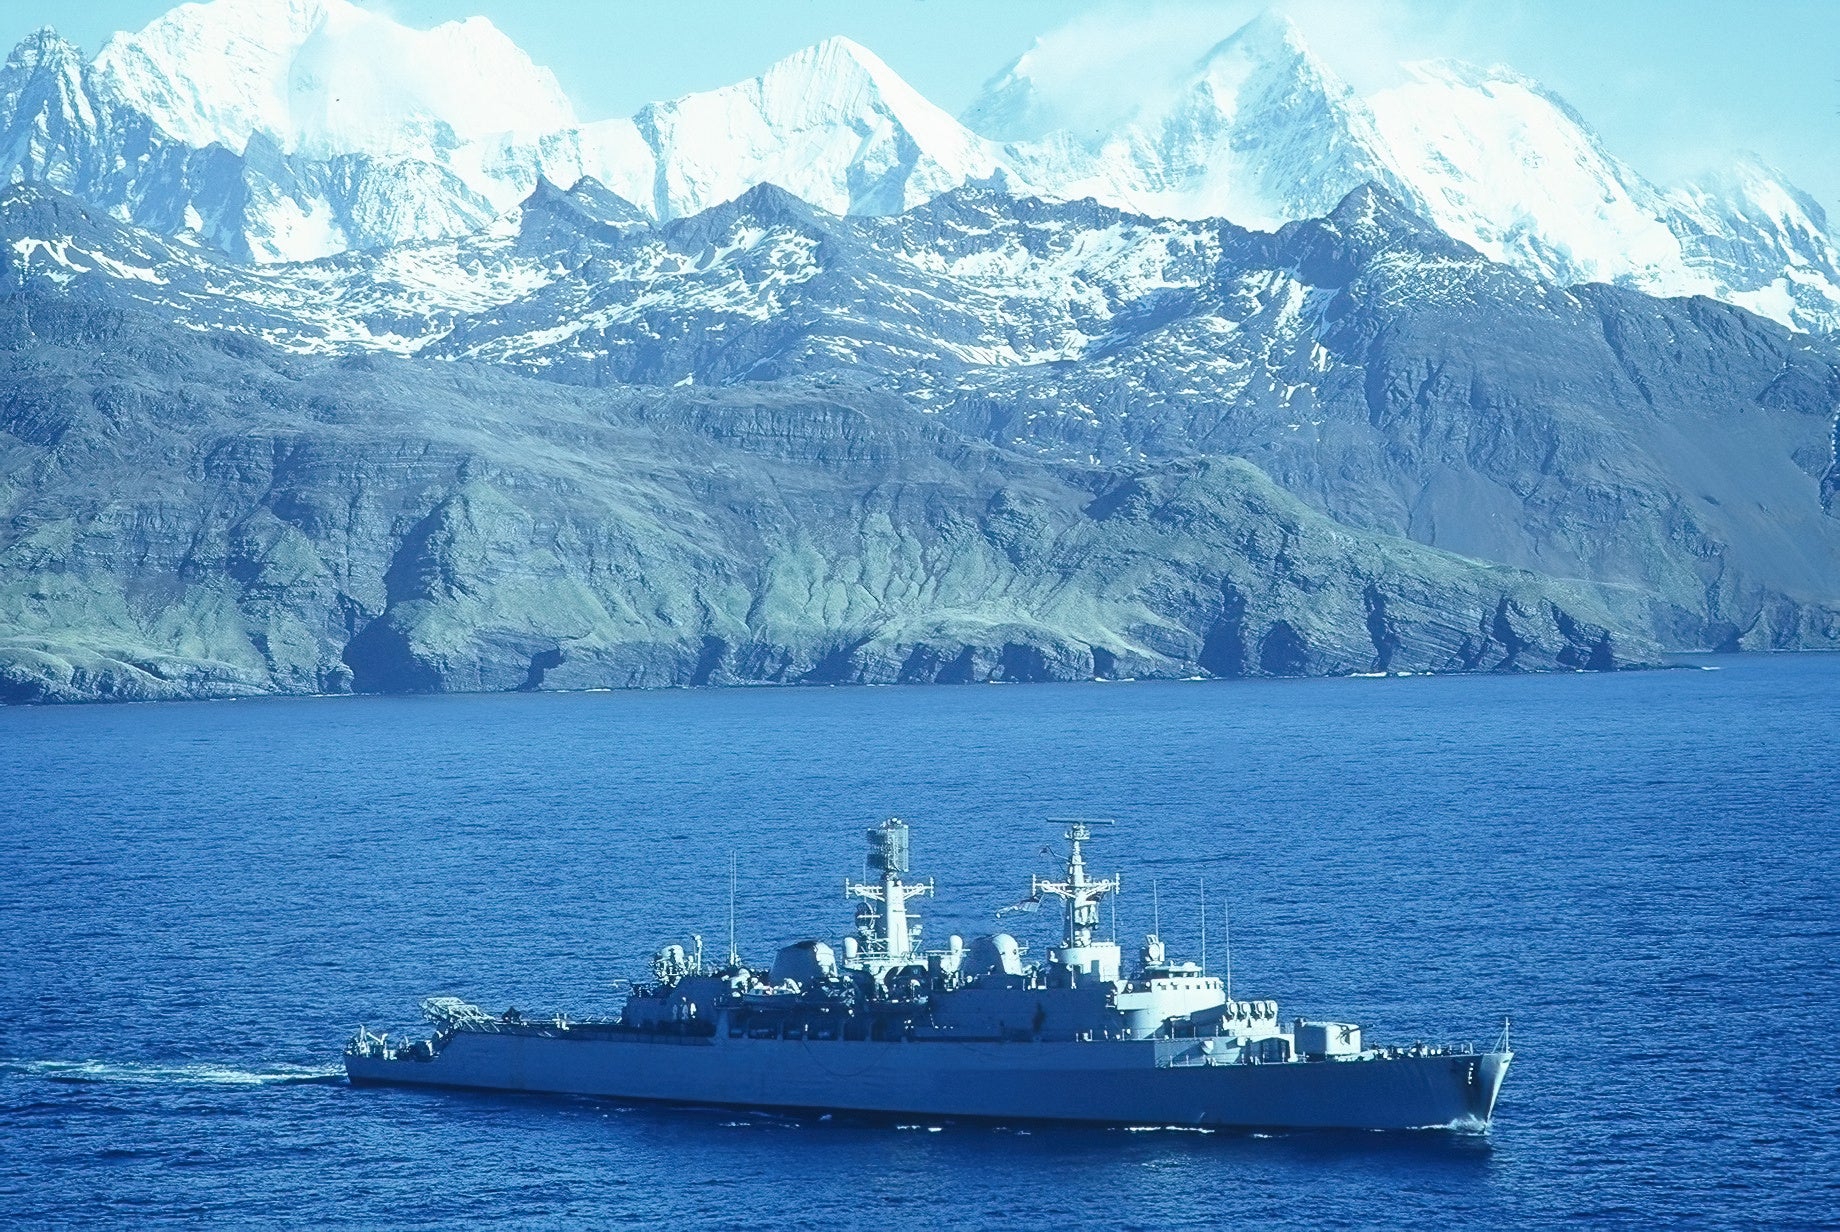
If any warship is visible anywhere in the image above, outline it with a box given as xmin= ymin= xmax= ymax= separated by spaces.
xmin=346 ymin=819 xmax=1512 ymax=1130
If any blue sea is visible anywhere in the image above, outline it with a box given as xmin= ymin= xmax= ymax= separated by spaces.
xmin=3 ymin=657 xmax=1838 ymax=1229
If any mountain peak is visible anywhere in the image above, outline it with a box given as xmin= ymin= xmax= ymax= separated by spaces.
xmin=1676 ymin=156 xmax=1836 ymax=260
xmin=1327 ymin=180 xmax=1420 ymax=228
xmin=1366 ymin=57 xmax=1698 ymax=293
xmin=632 ymin=29 xmax=1003 ymax=221
xmin=88 ymin=0 xmax=575 ymax=159
xmin=10 ymin=26 xmax=82 ymax=60
xmin=1115 ymin=13 xmax=1404 ymax=228
xmin=520 ymin=174 xmax=649 ymax=230
xmin=1 ymin=25 xmax=105 ymax=190
xmin=1323 ymin=180 xmax=1475 ymax=259
xmin=1703 ymin=152 xmax=1818 ymax=206
xmin=1263 ymin=180 xmax=1479 ymax=288
xmin=3 ymin=26 xmax=85 ymax=83
xmin=790 ymin=35 xmax=884 ymax=75
xmin=713 ymin=179 xmax=827 ymax=224
xmin=522 ymin=173 xmax=569 ymax=206
xmin=966 ymin=10 xmax=1323 ymax=148
xmin=1191 ymin=11 xmax=1343 ymax=105
xmin=747 ymin=34 xmax=953 ymax=130
xmin=1205 ymin=10 xmax=1309 ymax=60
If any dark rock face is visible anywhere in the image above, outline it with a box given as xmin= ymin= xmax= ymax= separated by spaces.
xmin=433 ymin=182 xmax=1840 ymax=657
xmin=0 ymin=291 xmax=1664 ymax=702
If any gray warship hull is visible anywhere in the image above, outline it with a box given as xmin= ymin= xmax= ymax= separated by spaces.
xmin=348 ymin=818 xmax=1515 ymax=1131
xmin=344 ymin=1026 xmax=1510 ymax=1131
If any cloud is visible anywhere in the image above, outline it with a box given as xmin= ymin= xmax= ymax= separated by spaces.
xmin=981 ymin=0 xmax=1533 ymax=136
xmin=1276 ymin=0 xmax=1521 ymax=93
xmin=977 ymin=1 xmax=1260 ymax=139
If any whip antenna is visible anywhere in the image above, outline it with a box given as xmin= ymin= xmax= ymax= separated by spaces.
xmin=1199 ymin=876 xmax=1207 ymax=975
xmin=1224 ymin=894 xmax=1232 ymax=1003
xmin=727 ymin=850 xmax=738 ymax=966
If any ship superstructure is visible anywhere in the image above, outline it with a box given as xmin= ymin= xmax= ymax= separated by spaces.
xmin=346 ymin=819 xmax=1511 ymax=1130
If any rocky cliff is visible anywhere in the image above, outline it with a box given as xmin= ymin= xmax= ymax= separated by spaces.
xmin=0 ymin=284 xmax=1670 ymax=702
xmin=5 ymin=170 xmax=1840 ymax=701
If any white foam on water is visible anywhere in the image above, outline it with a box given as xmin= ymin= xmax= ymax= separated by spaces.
xmin=0 ymin=1058 xmax=345 ymax=1087
xmin=1439 ymin=1114 xmax=1493 ymax=1136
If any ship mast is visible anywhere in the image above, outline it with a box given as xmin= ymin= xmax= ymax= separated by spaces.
xmin=1034 ymin=819 xmax=1122 ymax=981
xmin=845 ymin=817 xmax=933 ymax=971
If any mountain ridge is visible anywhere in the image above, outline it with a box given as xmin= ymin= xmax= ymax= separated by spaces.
xmin=2 ymin=2 xmax=1838 ymax=704
xmin=0 ymin=1 xmax=1834 ymax=331
xmin=4 ymin=176 xmax=1837 ymax=708
xmin=0 ymin=259 xmax=1668 ymax=702
xmin=970 ymin=17 xmax=1840 ymax=332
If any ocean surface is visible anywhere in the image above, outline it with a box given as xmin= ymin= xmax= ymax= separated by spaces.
xmin=3 ymin=656 xmax=1838 ymax=1229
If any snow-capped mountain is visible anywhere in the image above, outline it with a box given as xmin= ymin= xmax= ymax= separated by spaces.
xmin=1364 ymin=59 xmax=1701 ymax=292
xmin=969 ymin=17 xmax=1840 ymax=332
xmin=79 ymin=0 xmax=580 ymax=259
xmin=1660 ymin=158 xmax=1840 ymax=329
xmin=0 ymin=9 xmax=1019 ymax=260
xmin=995 ymin=14 xmax=1411 ymax=230
xmin=1368 ymin=62 xmax=1840 ymax=329
xmin=0 ymin=22 xmax=506 ymax=261
xmin=394 ymin=35 xmax=1021 ymax=245
xmin=0 ymin=0 xmax=1835 ymax=331
xmin=1362 ymin=58 xmax=1840 ymax=322
xmin=90 ymin=0 xmax=575 ymax=159
xmin=605 ymin=37 xmax=1013 ymax=221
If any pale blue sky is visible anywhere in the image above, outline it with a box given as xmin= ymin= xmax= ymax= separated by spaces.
xmin=5 ymin=0 xmax=1836 ymax=211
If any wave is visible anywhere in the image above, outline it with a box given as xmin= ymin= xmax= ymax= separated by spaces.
xmin=0 ymin=1058 xmax=346 ymax=1087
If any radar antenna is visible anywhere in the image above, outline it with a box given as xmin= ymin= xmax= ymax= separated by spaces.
xmin=844 ymin=817 xmax=933 ymax=971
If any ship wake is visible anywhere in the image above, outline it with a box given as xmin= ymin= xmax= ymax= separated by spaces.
xmin=0 ymin=1058 xmax=345 ymax=1088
